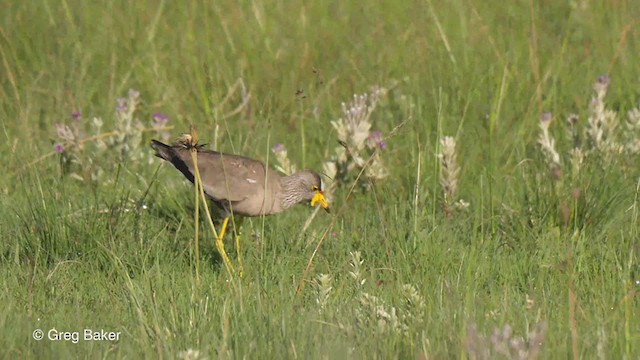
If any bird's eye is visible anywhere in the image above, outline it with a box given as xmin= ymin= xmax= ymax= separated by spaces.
xmin=312 ymin=186 xmax=319 ymax=191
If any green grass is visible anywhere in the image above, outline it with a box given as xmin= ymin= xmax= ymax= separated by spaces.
xmin=1 ymin=0 xmax=639 ymax=358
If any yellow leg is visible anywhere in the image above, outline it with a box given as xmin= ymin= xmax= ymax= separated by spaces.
xmin=235 ymin=232 xmax=244 ymax=278
xmin=215 ymin=217 xmax=235 ymax=276
xmin=231 ymin=217 xmax=244 ymax=277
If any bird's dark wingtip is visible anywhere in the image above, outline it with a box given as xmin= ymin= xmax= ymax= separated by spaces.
xmin=150 ymin=139 xmax=172 ymax=160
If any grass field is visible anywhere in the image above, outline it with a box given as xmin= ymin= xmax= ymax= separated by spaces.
xmin=1 ymin=0 xmax=639 ymax=358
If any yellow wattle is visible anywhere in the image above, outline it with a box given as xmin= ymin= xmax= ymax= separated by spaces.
xmin=311 ymin=191 xmax=328 ymax=208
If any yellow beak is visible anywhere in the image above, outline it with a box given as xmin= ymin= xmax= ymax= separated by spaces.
xmin=311 ymin=190 xmax=329 ymax=210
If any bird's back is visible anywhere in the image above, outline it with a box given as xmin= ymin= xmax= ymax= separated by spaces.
xmin=151 ymin=140 xmax=283 ymax=216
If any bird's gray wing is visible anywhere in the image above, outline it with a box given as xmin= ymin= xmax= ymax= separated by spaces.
xmin=174 ymin=148 xmax=270 ymax=203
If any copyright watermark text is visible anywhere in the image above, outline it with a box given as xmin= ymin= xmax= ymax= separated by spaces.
xmin=32 ymin=328 xmax=121 ymax=343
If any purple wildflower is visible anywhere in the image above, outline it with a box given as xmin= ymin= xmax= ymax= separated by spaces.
xmin=53 ymin=143 xmax=65 ymax=153
xmin=594 ymin=75 xmax=611 ymax=96
xmin=540 ymin=112 xmax=552 ymax=124
xmin=71 ymin=111 xmax=81 ymax=120
xmin=597 ymin=75 xmax=610 ymax=86
xmin=116 ymin=98 xmax=127 ymax=112
xmin=272 ymin=143 xmax=285 ymax=153
xmin=152 ymin=112 xmax=170 ymax=126
xmin=368 ymin=130 xmax=386 ymax=149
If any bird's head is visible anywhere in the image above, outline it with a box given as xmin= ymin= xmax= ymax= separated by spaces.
xmin=297 ymin=170 xmax=329 ymax=211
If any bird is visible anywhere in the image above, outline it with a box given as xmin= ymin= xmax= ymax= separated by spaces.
xmin=151 ymin=137 xmax=329 ymax=275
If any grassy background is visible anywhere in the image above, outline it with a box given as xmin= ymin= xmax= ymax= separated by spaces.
xmin=1 ymin=0 xmax=639 ymax=358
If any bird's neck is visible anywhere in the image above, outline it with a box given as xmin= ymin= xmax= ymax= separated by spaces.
xmin=278 ymin=174 xmax=305 ymax=210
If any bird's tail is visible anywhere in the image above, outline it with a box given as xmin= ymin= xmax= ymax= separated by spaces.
xmin=151 ymin=139 xmax=197 ymax=184
xmin=150 ymin=139 xmax=174 ymax=161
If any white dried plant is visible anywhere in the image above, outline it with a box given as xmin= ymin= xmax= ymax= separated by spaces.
xmin=465 ymin=322 xmax=547 ymax=360
xmin=568 ymin=148 xmax=585 ymax=179
xmin=565 ymin=114 xmax=584 ymax=178
xmin=356 ymin=292 xmax=406 ymax=334
xmin=314 ymin=273 xmax=333 ymax=311
xmin=322 ymin=160 xmax=338 ymax=200
xmin=178 ymin=349 xmax=207 ymax=360
xmin=271 ymin=143 xmax=297 ymax=176
xmin=439 ymin=136 xmax=469 ymax=216
xmin=624 ymin=103 xmax=640 ymax=154
xmin=537 ymin=112 xmax=561 ymax=168
xmin=400 ymin=284 xmax=426 ymax=326
xmin=586 ymin=75 xmax=640 ymax=157
xmin=565 ymin=114 xmax=580 ymax=147
xmin=585 ymin=75 xmax=621 ymax=154
xmin=348 ymin=251 xmax=366 ymax=288
xmin=596 ymin=326 xmax=606 ymax=360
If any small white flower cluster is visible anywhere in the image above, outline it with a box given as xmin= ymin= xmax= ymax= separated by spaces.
xmin=51 ymin=89 xmax=172 ymax=182
xmin=311 ymin=251 xmax=426 ymax=334
xmin=350 ymin=252 xmax=426 ymax=334
xmin=271 ymin=86 xmax=390 ymax=200
xmin=110 ymin=89 xmax=146 ymax=162
xmin=323 ymin=87 xmax=389 ymax=195
xmin=538 ymin=75 xmax=640 ymax=179
xmin=355 ymin=286 xmax=427 ymax=335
